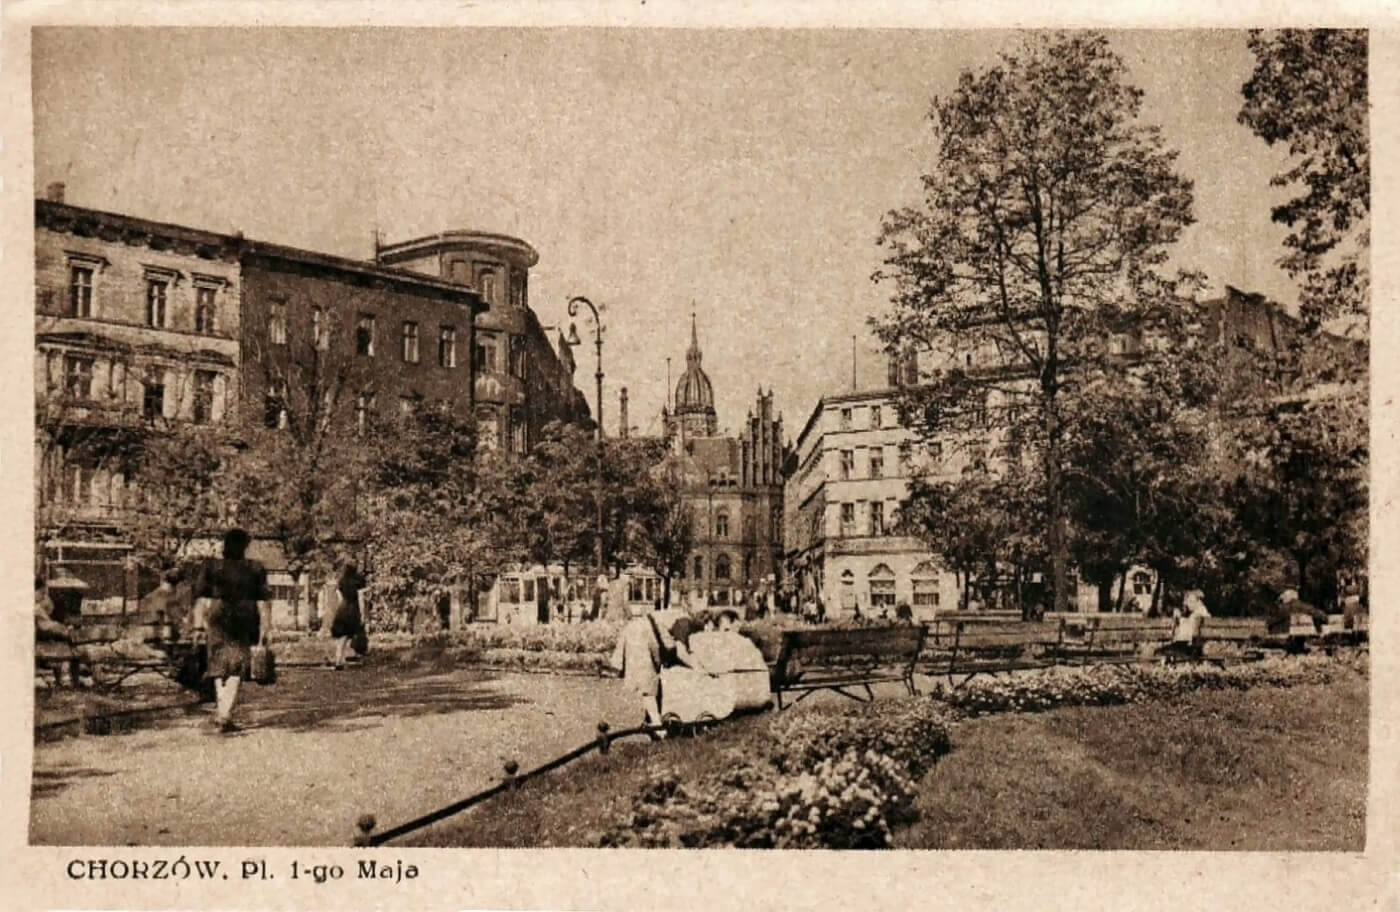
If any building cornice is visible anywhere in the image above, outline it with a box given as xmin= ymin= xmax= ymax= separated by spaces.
xmin=376 ymin=231 xmax=541 ymax=269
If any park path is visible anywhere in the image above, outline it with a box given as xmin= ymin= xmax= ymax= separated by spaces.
xmin=30 ymin=663 xmax=640 ymax=846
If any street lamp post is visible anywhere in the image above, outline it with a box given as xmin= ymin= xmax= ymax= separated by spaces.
xmin=566 ymin=296 xmax=605 ymax=580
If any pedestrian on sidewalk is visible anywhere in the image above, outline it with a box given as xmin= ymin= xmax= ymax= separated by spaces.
xmin=331 ymin=561 xmax=368 ymax=670
xmin=195 ymin=528 xmax=271 ymax=733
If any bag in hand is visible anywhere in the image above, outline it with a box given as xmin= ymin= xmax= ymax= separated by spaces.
xmin=250 ymin=644 xmax=277 ymax=685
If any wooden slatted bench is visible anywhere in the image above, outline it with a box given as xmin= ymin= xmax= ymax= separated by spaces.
xmin=1076 ymin=616 xmax=1175 ymax=665
xmin=770 ymin=625 xmax=927 ymax=709
xmin=925 ymin=619 xmax=1064 ymax=685
xmin=1182 ymin=616 xmax=1269 ymax=665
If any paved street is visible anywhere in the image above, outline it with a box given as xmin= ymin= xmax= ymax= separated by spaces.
xmin=30 ymin=663 xmax=642 ymax=846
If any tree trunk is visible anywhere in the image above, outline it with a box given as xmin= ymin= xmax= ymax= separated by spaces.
xmin=1114 ymin=568 xmax=1128 ymax=612
xmin=1097 ymin=577 xmax=1113 ymax=613
xmin=1150 ymin=574 xmax=1164 ymax=616
xmin=1294 ymin=549 xmax=1311 ymax=603
xmin=663 ymin=573 xmax=672 ymax=609
xmin=961 ymin=570 xmax=972 ymax=612
xmin=1043 ymin=370 xmax=1069 ymax=614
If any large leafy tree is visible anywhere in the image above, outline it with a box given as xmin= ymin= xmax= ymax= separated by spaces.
xmin=873 ymin=32 xmax=1196 ymax=611
xmin=1239 ymin=29 xmax=1369 ymax=327
xmin=362 ymin=407 xmax=488 ymax=632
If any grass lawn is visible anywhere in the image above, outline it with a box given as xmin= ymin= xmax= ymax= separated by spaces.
xmin=896 ymin=674 xmax=1368 ymax=850
xmin=399 ymin=674 xmax=1367 ymax=850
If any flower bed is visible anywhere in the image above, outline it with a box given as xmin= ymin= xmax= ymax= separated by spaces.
xmin=599 ymin=699 xmax=953 ymax=848
xmin=929 ymin=652 xmax=1367 ymax=717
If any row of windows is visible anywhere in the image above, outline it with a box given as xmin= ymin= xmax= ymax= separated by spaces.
xmin=838 ymin=500 xmax=899 ymax=537
xmin=67 ymin=262 xmax=225 ymax=335
xmin=266 ymin=306 xmax=462 ymax=369
xmin=680 ymin=552 xmax=757 ymax=582
xmin=837 ymin=563 xmax=943 ymax=609
xmin=49 ymin=353 xmax=222 ymax=425
xmin=834 ymin=397 xmax=1022 ymax=434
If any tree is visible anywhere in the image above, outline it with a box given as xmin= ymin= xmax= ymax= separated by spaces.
xmin=626 ymin=457 xmax=696 ymax=608
xmin=230 ymin=338 xmax=375 ymax=623
xmin=1239 ymin=29 xmax=1369 ymax=327
xmin=124 ymin=423 xmax=236 ymax=578
xmin=362 ymin=407 xmax=487 ymax=632
xmin=873 ymin=32 xmax=1196 ymax=611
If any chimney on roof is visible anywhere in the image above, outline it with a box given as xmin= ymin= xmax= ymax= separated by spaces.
xmin=619 ymin=387 xmax=629 ymax=439
xmin=45 ymin=182 xmax=65 ymax=203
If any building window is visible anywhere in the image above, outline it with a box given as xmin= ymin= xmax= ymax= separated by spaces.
xmin=509 ymin=336 xmax=526 ymax=379
xmin=869 ymin=500 xmax=885 ymax=536
xmin=1133 ymin=571 xmax=1153 ymax=596
xmin=264 ymin=376 xmax=288 ymax=429
xmin=898 ymin=443 xmax=913 ymax=476
xmin=869 ymin=564 xmax=896 ymax=611
xmin=401 ymin=321 xmax=420 ymax=364
xmin=869 ymin=448 xmax=884 ymax=479
xmin=69 ymin=265 xmax=94 ymax=317
xmin=510 ymin=272 xmax=527 ymax=309
xmin=269 ymin=301 xmax=288 ymax=346
xmin=840 ymin=450 xmax=854 ymax=480
xmin=476 ymin=408 xmax=499 ymax=450
xmin=192 ymin=370 xmax=217 ymax=425
xmin=716 ymin=509 xmax=730 ymax=538
xmin=479 ymin=269 xmax=499 ymax=305
xmin=312 ymin=307 xmax=330 ymax=350
xmin=912 ymin=562 xmax=940 ymax=609
xmin=510 ymin=407 xmax=526 ymax=453
xmin=355 ymin=392 xmax=376 ymax=431
xmin=356 ymin=314 xmax=375 ymax=356
xmin=715 ymin=554 xmax=731 ymax=581
xmin=439 ymin=326 xmax=457 ymax=368
xmin=870 ymin=405 xmax=882 ymax=429
xmin=840 ymin=407 xmax=852 ymax=430
xmin=694 ymin=555 xmax=704 ymax=579
xmin=146 ymin=279 xmax=169 ymax=328
xmin=142 ymin=374 xmax=165 ymax=420
xmin=194 ymin=286 xmax=217 ymax=334
xmin=63 ymin=355 xmax=94 ymax=400
xmin=839 ymin=502 xmax=856 ymax=536
xmin=475 ymin=337 xmax=496 ymax=373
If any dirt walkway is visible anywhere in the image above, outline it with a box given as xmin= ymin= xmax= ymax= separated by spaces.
xmin=30 ymin=662 xmax=640 ymax=846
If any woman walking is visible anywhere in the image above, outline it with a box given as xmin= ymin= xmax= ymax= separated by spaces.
xmin=196 ymin=528 xmax=271 ymax=733
xmin=331 ymin=562 xmax=368 ymax=670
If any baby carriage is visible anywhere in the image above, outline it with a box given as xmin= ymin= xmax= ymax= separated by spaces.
xmin=656 ymin=631 xmax=773 ymax=729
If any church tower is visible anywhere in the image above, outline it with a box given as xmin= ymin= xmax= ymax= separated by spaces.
xmin=666 ymin=313 xmax=719 ymax=443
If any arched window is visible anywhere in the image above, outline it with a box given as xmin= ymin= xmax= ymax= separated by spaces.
xmin=715 ymin=508 xmax=730 ymax=538
xmin=869 ymin=563 xmax=896 ymax=611
xmin=840 ymin=569 xmax=856 ymax=610
xmin=715 ymin=554 xmax=731 ymax=580
xmin=912 ymin=560 xmax=940 ymax=610
xmin=694 ymin=555 xmax=704 ymax=579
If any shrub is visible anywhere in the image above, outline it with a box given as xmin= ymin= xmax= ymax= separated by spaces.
xmin=599 ymin=698 xmax=953 ymax=849
xmin=929 ymin=653 xmax=1366 ymax=717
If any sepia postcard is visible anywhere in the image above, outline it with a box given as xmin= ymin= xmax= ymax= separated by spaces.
xmin=1 ymin=2 xmax=1396 ymax=910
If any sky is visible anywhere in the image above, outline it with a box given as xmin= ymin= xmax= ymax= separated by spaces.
xmin=32 ymin=27 xmax=1298 ymax=439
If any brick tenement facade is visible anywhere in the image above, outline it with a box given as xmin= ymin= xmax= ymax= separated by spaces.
xmin=374 ymin=231 xmax=591 ymax=453
xmin=238 ymin=241 xmax=485 ymax=429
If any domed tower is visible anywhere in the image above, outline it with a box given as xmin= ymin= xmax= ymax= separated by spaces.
xmin=669 ymin=313 xmax=718 ymax=441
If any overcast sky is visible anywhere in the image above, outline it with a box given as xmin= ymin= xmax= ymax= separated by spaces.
xmin=33 ymin=28 xmax=1297 ymax=438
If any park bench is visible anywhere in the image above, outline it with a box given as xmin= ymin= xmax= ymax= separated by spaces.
xmin=769 ymin=625 xmax=927 ymax=709
xmin=923 ymin=619 xmax=1064 ymax=685
xmin=1069 ymin=616 xmax=1175 ymax=665
xmin=1169 ymin=616 xmax=1268 ymax=665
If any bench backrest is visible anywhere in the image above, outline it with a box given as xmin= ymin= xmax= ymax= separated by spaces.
xmin=777 ymin=625 xmax=926 ymax=666
xmin=1198 ymin=617 xmax=1267 ymax=641
xmin=1091 ymin=616 xmax=1174 ymax=642
xmin=948 ymin=621 xmax=1062 ymax=650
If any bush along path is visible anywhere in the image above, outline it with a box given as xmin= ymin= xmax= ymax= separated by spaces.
xmin=591 ymin=653 xmax=1366 ymax=849
xmin=599 ymin=700 xmax=954 ymax=848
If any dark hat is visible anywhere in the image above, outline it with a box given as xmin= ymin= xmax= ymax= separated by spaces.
xmin=716 ymin=607 xmax=741 ymax=623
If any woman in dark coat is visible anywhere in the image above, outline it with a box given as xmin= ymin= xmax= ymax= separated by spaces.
xmin=196 ymin=528 xmax=271 ymax=733
xmin=331 ymin=562 xmax=367 ymax=670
